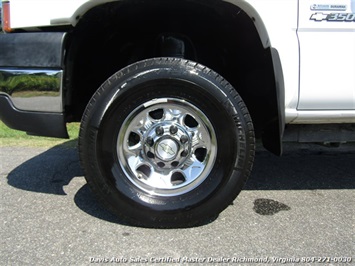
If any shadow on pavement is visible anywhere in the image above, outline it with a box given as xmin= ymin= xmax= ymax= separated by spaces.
xmin=244 ymin=143 xmax=355 ymax=190
xmin=74 ymin=184 xmax=123 ymax=224
xmin=7 ymin=140 xmax=82 ymax=195
xmin=5 ymin=140 xmax=122 ymax=224
xmin=6 ymin=141 xmax=355 ymax=223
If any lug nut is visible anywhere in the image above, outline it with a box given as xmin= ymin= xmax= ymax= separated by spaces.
xmin=180 ymin=135 xmax=188 ymax=144
xmin=170 ymin=125 xmax=178 ymax=135
xmin=146 ymin=137 xmax=154 ymax=146
xmin=181 ymin=150 xmax=188 ymax=157
xmin=157 ymin=162 xmax=165 ymax=168
xmin=147 ymin=151 xmax=155 ymax=158
xmin=171 ymin=161 xmax=179 ymax=167
xmin=155 ymin=126 xmax=164 ymax=136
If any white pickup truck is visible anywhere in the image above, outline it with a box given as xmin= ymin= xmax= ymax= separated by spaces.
xmin=0 ymin=0 xmax=354 ymax=227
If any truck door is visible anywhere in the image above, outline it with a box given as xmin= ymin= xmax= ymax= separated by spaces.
xmin=297 ymin=0 xmax=355 ymax=110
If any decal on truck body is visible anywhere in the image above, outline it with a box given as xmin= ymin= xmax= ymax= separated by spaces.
xmin=310 ymin=0 xmax=355 ymax=21
xmin=310 ymin=12 xmax=355 ymax=21
xmin=311 ymin=4 xmax=347 ymax=11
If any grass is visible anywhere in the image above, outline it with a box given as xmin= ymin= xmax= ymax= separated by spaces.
xmin=11 ymin=91 xmax=60 ymax=98
xmin=0 ymin=121 xmax=80 ymax=148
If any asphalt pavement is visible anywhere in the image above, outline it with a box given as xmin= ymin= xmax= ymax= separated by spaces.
xmin=0 ymin=142 xmax=354 ymax=265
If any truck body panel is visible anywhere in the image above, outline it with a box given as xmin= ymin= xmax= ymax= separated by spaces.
xmin=298 ymin=0 xmax=355 ymax=111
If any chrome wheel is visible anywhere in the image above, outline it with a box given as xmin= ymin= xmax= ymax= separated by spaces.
xmin=117 ymin=98 xmax=217 ymax=196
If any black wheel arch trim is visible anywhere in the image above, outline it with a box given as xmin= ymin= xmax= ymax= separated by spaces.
xmin=74 ymin=0 xmax=272 ymax=49
xmin=261 ymin=48 xmax=285 ymax=156
xmin=232 ymin=0 xmax=272 ymax=48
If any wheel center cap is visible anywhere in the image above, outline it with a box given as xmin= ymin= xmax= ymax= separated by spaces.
xmin=156 ymin=138 xmax=178 ymax=161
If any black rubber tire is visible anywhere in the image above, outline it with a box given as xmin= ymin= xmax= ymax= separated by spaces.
xmin=79 ymin=58 xmax=255 ymax=228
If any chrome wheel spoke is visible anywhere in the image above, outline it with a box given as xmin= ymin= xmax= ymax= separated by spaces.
xmin=163 ymin=107 xmax=180 ymax=121
xmin=190 ymin=125 xmax=211 ymax=149
xmin=181 ymin=157 xmax=205 ymax=182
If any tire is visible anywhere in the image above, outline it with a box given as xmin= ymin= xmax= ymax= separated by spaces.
xmin=79 ymin=58 xmax=255 ymax=228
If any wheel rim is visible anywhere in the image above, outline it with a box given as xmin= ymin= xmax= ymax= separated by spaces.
xmin=117 ymin=98 xmax=217 ymax=196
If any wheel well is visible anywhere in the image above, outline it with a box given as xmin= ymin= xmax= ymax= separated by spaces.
xmin=65 ymin=0 xmax=280 ymax=152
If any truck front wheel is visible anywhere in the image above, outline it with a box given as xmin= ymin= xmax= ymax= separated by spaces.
xmin=79 ymin=58 xmax=255 ymax=228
